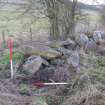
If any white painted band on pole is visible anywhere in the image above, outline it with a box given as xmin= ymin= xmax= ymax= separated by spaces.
xmin=43 ymin=83 xmax=68 ymax=85
xmin=10 ymin=59 xmax=14 ymax=79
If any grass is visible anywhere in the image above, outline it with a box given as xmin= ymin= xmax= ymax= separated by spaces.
xmin=0 ymin=10 xmax=49 ymax=37
xmin=0 ymin=51 xmax=23 ymax=65
xmin=80 ymin=9 xmax=101 ymax=28
xmin=0 ymin=51 xmax=24 ymax=78
xmin=0 ymin=6 xmax=100 ymax=38
xmin=87 ymin=56 xmax=105 ymax=84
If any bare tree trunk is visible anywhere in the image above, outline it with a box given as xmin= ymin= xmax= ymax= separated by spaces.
xmin=44 ymin=0 xmax=60 ymax=40
xmin=43 ymin=0 xmax=77 ymax=40
xmin=66 ymin=0 xmax=77 ymax=39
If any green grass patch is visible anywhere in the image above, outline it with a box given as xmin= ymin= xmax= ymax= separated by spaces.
xmin=0 ymin=51 xmax=24 ymax=65
xmin=87 ymin=56 xmax=105 ymax=84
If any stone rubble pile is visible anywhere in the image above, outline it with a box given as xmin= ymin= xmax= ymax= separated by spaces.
xmin=18 ymin=30 xmax=105 ymax=83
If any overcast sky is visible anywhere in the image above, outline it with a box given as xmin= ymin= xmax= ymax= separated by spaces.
xmin=78 ymin=0 xmax=105 ymax=5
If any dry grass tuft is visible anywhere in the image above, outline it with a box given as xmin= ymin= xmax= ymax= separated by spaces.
xmin=63 ymin=84 xmax=105 ymax=105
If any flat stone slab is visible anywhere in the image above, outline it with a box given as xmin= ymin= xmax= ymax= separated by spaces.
xmin=19 ymin=45 xmax=61 ymax=59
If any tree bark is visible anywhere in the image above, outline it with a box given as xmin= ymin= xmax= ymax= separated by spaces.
xmin=43 ymin=0 xmax=78 ymax=40
xmin=44 ymin=0 xmax=60 ymax=40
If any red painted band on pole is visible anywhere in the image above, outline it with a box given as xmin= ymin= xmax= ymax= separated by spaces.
xmin=8 ymin=39 xmax=13 ymax=62
xmin=33 ymin=81 xmax=44 ymax=88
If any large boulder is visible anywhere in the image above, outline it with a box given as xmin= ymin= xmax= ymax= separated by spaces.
xmin=76 ymin=34 xmax=89 ymax=49
xmin=19 ymin=45 xmax=61 ymax=59
xmin=23 ymin=55 xmax=43 ymax=74
xmin=49 ymin=41 xmax=64 ymax=48
xmin=58 ymin=47 xmax=73 ymax=56
xmin=85 ymin=38 xmax=97 ymax=51
xmin=62 ymin=38 xmax=76 ymax=49
xmin=93 ymin=31 xmax=102 ymax=43
xmin=101 ymin=31 xmax=105 ymax=39
xmin=32 ymin=66 xmax=55 ymax=82
xmin=49 ymin=38 xmax=75 ymax=49
xmin=67 ymin=50 xmax=80 ymax=67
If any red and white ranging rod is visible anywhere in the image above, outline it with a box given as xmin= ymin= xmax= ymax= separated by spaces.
xmin=33 ymin=81 xmax=68 ymax=88
xmin=8 ymin=39 xmax=14 ymax=80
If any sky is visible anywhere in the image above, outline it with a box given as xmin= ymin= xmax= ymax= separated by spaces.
xmin=78 ymin=0 xmax=105 ymax=5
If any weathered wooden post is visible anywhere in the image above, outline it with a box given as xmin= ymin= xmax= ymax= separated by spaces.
xmin=2 ymin=30 xmax=6 ymax=48
xmin=29 ymin=27 xmax=33 ymax=45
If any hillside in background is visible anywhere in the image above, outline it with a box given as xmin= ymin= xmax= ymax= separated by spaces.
xmin=0 ymin=0 xmax=102 ymax=38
